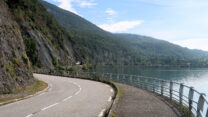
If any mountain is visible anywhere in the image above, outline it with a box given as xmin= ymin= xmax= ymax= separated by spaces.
xmin=41 ymin=0 xmax=208 ymax=67
xmin=116 ymin=33 xmax=208 ymax=59
xmin=1 ymin=0 xmax=208 ymax=93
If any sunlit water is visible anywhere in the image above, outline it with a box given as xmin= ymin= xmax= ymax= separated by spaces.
xmin=93 ymin=66 xmax=208 ymax=99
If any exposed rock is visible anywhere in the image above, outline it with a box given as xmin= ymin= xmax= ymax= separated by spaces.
xmin=0 ymin=0 xmax=33 ymax=93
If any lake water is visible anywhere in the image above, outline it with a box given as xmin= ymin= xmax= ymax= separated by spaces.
xmin=92 ymin=66 xmax=208 ymax=99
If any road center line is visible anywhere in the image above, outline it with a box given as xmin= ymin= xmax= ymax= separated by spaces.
xmin=75 ymin=89 xmax=81 ymax=95
xmin=25 ymin=114 xmax=33 ymax=117
xmin=29 ymin=81 xmax=82 ymax=116
xmin=41 ymin=103 xmax=59 ymax=111
xmin=63 ymin=96 xmax=73 ymax=102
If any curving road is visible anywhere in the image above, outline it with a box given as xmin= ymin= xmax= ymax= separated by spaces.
xmin=0 ymin=74 xmax=114 ymax=117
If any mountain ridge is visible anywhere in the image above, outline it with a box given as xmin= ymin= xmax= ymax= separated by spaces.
xmin=41 ymin=0 xmax=208 ymax=66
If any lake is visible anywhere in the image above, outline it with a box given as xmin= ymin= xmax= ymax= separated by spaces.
xmin=92 ymin=66 xmax=208 ymax=99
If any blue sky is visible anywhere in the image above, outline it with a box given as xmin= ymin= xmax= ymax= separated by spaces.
xmin=44 ymin=0 xmax=208 ymax=51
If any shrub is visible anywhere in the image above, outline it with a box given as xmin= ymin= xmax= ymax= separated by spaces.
xmin=23 ymin=37 xmax=38 ymax=66
xmin=82 ymin=64 xmax=88 ymax=70
xmin=22 ymin=52 xmax=30 ymax=66
xmin=52 ymin=57 xmax=58 ymax=66
xmin=4 ymin=61 xmax=16 ymax=80
xmin=12 ymin=58 xmax=20 ymax=66
xmin=93 ymin=73 xmax=101 ymax=81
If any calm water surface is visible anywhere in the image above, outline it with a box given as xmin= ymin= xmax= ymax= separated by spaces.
xmin=93 ymin=66 xmax=208 ymax=98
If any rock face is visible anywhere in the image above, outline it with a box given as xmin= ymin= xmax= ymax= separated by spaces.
xmin=0 ymin=0 xmax=83 ymax=93
xmin=5 ymin=0 xmax=82 ymax=69
xmin=20 ymin=22 xmax=77 ymax=68
xmin=0 ymin=1 xmax=33 ymax=93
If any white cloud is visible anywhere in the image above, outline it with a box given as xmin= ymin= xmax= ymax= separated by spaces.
xmin=79 ymin=0 xmax=97 ymax=8
xmin=137 ymin=0 xmax=208 ymax=8
xmin=173 ymin=38 xmax=208 ymax=51
xmin=105 ymin=8 xmax=117 ymax=16
xmin=53 ymin=0 xmax=78 ymax=14
xmin=52 ymin=0 xmax=96 ymax=15
xmin=99 ymin=20 xmax=143 ymax=32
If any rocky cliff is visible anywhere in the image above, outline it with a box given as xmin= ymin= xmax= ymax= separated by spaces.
xmin=0 ymin=0 xmax=83 ymax=94
xmin=6 ymin=0 xmax=83 ymax=68
xmin=0 ymin=0 xmax=33 ymax=93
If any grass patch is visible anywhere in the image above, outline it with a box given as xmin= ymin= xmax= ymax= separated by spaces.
xmin=171 ymin=100 xmax=194 ymax=117
xmin=23 ymin=79 xmax=48 ymax=94
xmin=110 ymin=112 xmax=117 ymax=117
xmin=114 ymin=83 xmax=123 ymax=98
xmin=0 ymin=79 xmax=48 ymax=103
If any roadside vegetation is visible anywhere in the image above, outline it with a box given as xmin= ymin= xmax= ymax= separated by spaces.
xmin=0 ymin=79 xmax=48 ymax=104
xmin=114 ymin=84 xmax=123 ymax=98
xmin=109 ymin=83 xmax=123 ymax=117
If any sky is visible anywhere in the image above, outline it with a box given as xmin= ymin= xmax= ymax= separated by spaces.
xmin=44 ymin=0 xmax=208 ymax=51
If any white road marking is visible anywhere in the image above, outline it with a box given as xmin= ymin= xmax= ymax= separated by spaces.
xmin=110 ymin=89 xmax=114 ymax=93
xmin=28 ymin=81 xmax=83 ymax=116
xmin=75 ymin=90 xmax=81 ymax=95
xmin=41 ymin=103 xmax=59 ymax=111
xmin=25 ymin=114 xmax=33 ymax=117
xmin=98 ymin=109 xmax=105 ymax=117
xmin=108 ymin=96 xmax=112 ymax=102
xmin=63 ymin=96 xmax=73 ymax=102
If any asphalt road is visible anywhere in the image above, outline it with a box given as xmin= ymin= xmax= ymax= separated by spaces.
xmin=0 ymin=74 xmax=113 ymax=117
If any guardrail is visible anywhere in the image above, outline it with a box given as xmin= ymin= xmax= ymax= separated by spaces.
xmin=35 ymin=69 xmax=208 ymax=117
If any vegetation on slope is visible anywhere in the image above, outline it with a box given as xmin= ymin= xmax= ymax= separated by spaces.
xmin=41 ymin=0 xmax=208 ymax=67
xmin=7 ymin=0 xmax=85 ymax=68
xmin=0 ymin=0 xmax=34 ymax=94
xmin=115 ymin=34 xmax=208 ymax=66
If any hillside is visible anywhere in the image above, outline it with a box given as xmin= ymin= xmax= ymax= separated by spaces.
xmin=116 ymin=34 xmax=208 ymax=59
xmin=1 ymin=0 xmax=208 ymax=93
xmin=0 ymin=0 xmax=85 ymax=93
xmin=41 ymin=0 xmax=208 ymax=67
xmin=0 ymin=0 xmax=33 ymax=93
xmin=7 ymin=0 xmax=84 ymax=68
xmin=116 ymin=33 xmax=208 ymax=66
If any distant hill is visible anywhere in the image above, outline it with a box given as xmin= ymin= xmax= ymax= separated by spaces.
xmin=41 ymin=0 xmax=208 ymax=67
xmin=115 ymin=33 xmax=208 ymax=59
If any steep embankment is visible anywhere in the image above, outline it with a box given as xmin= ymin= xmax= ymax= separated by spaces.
xmin=6 ymin=0 xmax=84 ymax=68
xmin=41 ymin=1 xmax=208 ymax=66
xmin=0 ymin=0 xmax=33 ymax=93
xmin=0 ymin=0 xmax=84 ymax=94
